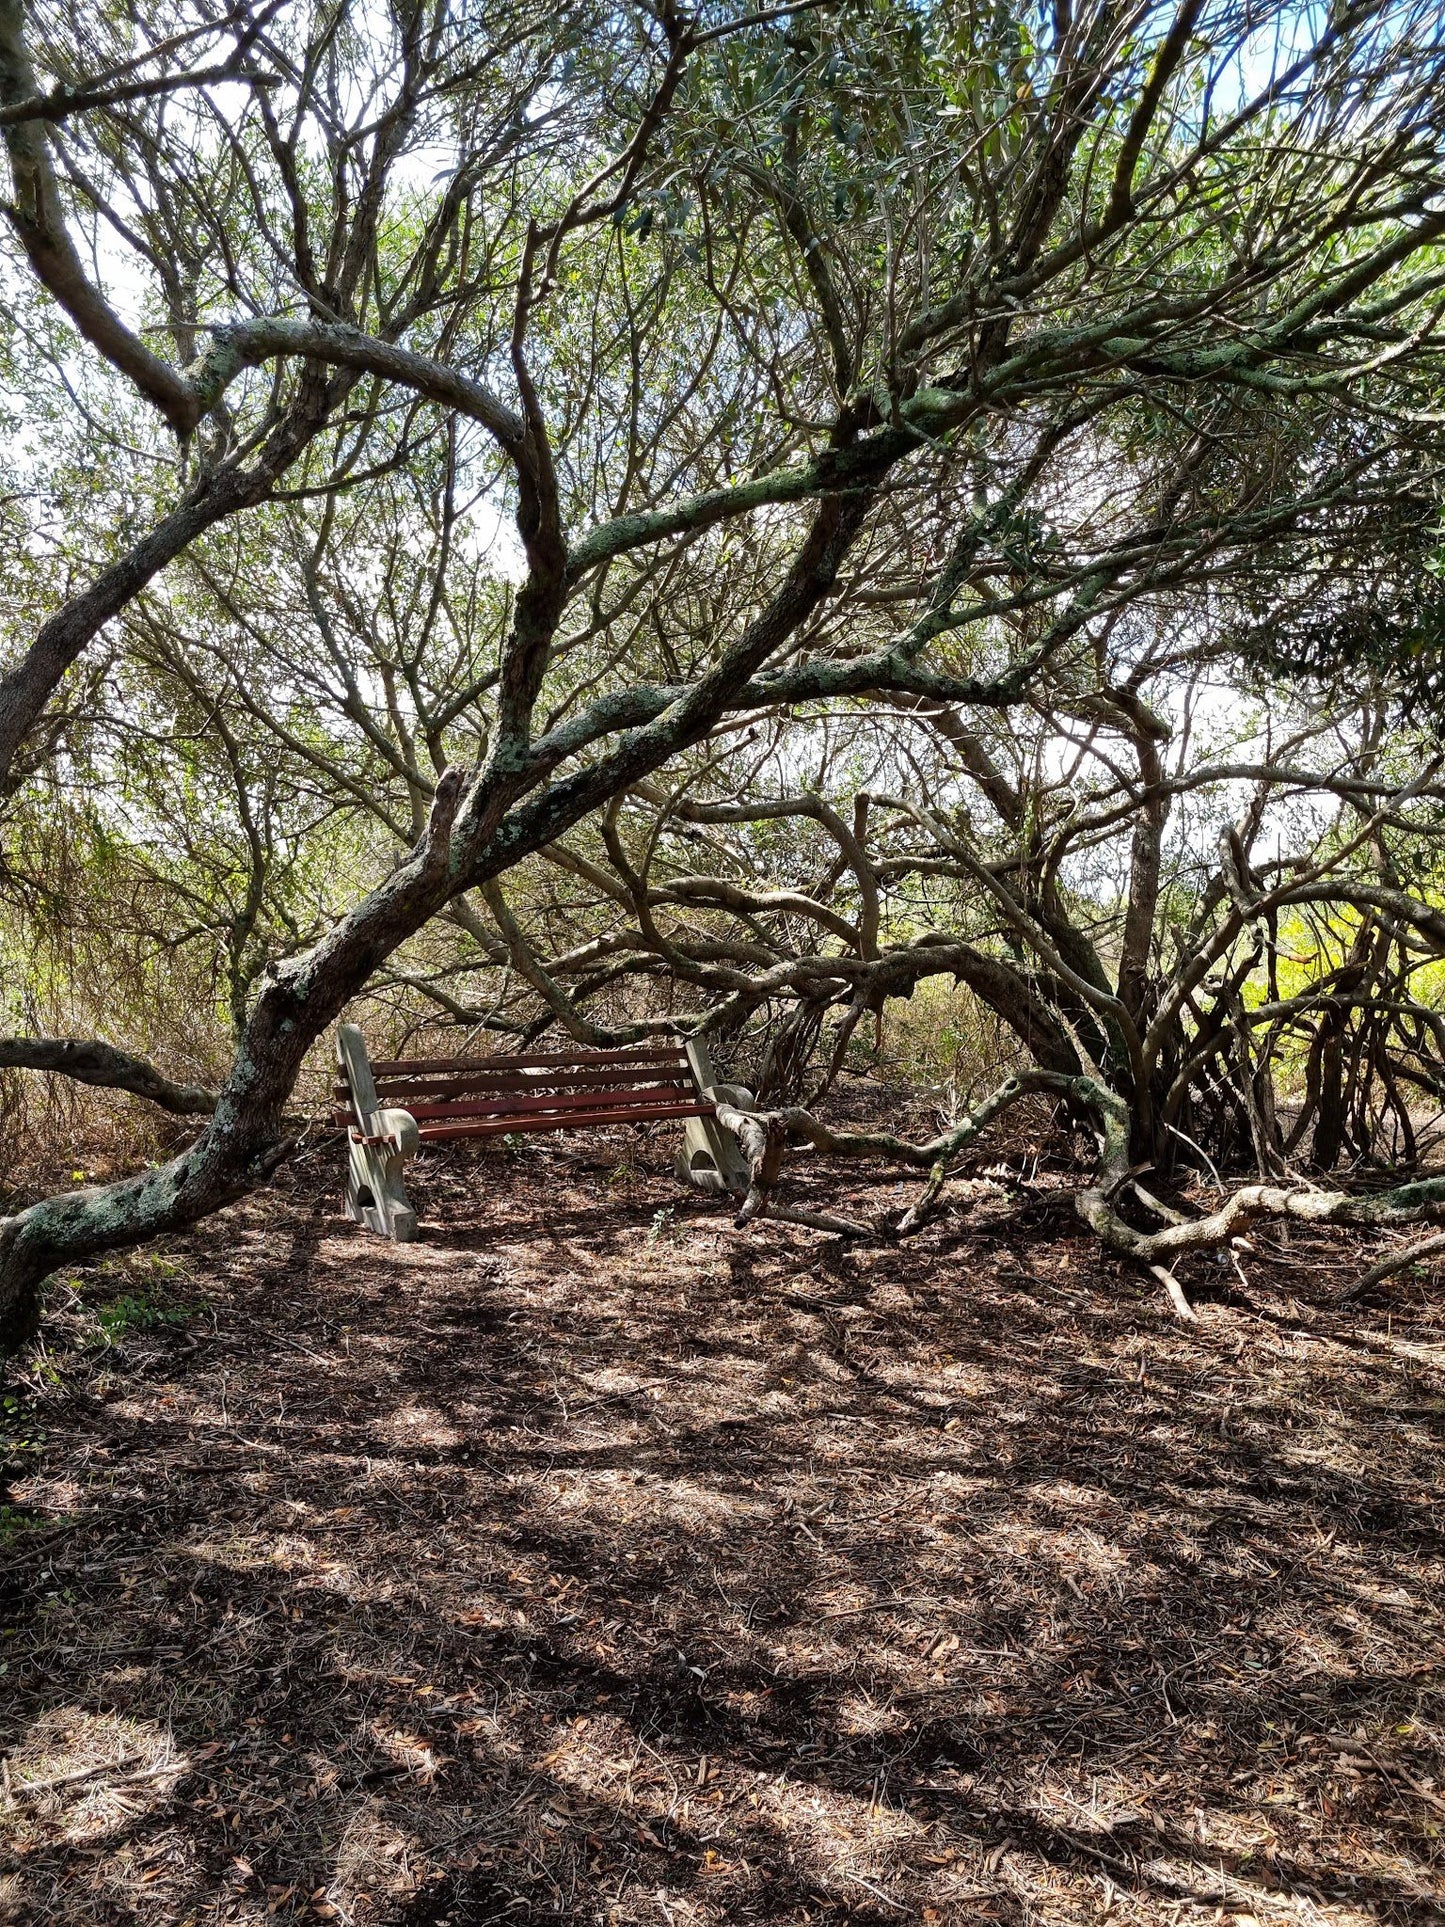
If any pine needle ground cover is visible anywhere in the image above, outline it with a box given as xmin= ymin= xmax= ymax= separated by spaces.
xmin=1 ymin=1115 xmax=1442 ymax=1926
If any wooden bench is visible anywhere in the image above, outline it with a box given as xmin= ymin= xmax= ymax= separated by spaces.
xmin=334 ymin=1023 xmax=751 ymax=1240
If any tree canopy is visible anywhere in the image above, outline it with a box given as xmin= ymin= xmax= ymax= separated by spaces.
xmin=4 ymin=0 xmax=1445 ymax=1345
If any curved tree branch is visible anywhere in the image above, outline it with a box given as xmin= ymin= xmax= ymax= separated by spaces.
xmin=0 ymin=1037 xmax=216 ymax=1114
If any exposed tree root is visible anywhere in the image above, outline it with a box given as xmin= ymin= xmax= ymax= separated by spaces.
xmin=898 ymin=1160 xmax=949 ymax=1234
xmin=710 ymin=1068 xmax=1445 ymax=1302
xmin=1150 ymin=1264 xmax=1198 ymax=1322
xmin=1077 ymin=1172 xmax=1445 ymax=1267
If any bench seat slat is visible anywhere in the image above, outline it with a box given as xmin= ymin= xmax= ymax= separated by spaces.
xmin=334 ymin=1090 xmax=709 ymax=1132
xmin=357 ymin=1063 xmax=692 ymax=1102
xmin=399 ymin=1082 xmax=695 ymax=1123
xmin=416 ymin=1099 xmax=712 ymax=1140
xmin=369 ymin=1045 xmax=688 ymax=1076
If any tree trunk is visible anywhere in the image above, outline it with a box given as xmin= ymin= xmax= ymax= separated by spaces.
xmin=0 ymin=768 xmax=471 ymax=1354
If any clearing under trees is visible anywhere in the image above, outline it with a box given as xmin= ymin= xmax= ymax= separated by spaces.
xmin=3 ymin=5 xmax=1445 ymax=1922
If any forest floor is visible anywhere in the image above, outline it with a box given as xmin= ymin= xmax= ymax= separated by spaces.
xmin=2 ymin=1089 xmax=1444 ymax=1926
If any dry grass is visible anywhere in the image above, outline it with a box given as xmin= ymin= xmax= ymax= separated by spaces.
xmin=2 ymin=1106 xmax=1444 ymax=1924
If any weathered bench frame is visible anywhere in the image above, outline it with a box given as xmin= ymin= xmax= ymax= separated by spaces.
xmin=334 ymin=1024 xmax=752 ymax=1241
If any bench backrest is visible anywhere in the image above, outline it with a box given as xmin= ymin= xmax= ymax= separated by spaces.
xmin=333 ymin=1035 xmax=714 ymax=1139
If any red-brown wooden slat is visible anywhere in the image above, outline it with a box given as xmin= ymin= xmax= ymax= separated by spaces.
xmin=337 ymin=1100 xmax=709 ymax=1137
xmin=399 ymin=1082 xmax=693 ymax=1123
xmin=369 ymin=1086 xmax=693 ymax=1117
xmin=416 ymin=1099 xmax=711 ymax=1140
xmin=339 ymin=1057 xmax=688 ymax=1093
xmin=363 ymin=1071 xmax=692 ymax=1098
xmin=339 ymin=1086 xmax=709 ymax=1125
xmin=372 ymin=1046 xmax=687 ymax=1073
xmin=368 ymin=1045 xmax=688 ymax=1076
xmin=419 ymin=1083 xmax=693 ymax=1122
xmin=367 ymin=1071 xmax=697 ymax=1102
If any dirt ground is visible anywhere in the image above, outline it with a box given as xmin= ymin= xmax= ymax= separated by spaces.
xmin=2 ymin=1111 xmax=1444 ymax=1926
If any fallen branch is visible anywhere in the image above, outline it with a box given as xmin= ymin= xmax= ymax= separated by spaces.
xmin=712 ymin=1070 xmax=1081 ymax=1237
xmin=710 ymin=1101 xmax=871 ymax=1235
xmin=1078 ymin=1170 xmax=1445 ymax=1267
xmin=0 ymin=1037 xmax=216 ymax=1114
xmin=745 ymin=1202 xmax=872 ymax=1238
xmin=758 ymin=1068 xmax=1081 ymax=1170
xmin=1071 ymin=1079 xmax=1445 ymax=1306
xmin=714 ymin=1066 xmax=1445 ymax=1308
xmin=1335 ymin=1227 xmax=1445 ymax=1304
xmin=898 ymin=1160 xmax=948 ymax=1234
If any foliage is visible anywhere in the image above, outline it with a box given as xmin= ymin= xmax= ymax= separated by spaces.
xmin=89 ymin=1290 xmax=193 ymax=1345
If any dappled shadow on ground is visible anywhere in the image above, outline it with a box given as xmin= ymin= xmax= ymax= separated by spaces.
xmin=2 ymin=1117 xmax=1444 ymax=1924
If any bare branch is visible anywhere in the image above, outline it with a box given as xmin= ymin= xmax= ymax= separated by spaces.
xmin=0 ymin=1038 xmax=215 ymax=1114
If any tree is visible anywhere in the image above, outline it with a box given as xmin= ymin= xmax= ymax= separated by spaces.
xmin=3 ymin=0 xmax=1445 ymax=1348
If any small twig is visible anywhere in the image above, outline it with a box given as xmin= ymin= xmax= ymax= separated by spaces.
xmin=1320 ymin=1735 xmax=1445 ymax=1817
xmin=1129 ymin=1178 xmax=1189 ymax=1226
xmin=816 ymin=1594 xmax=938 ymax=1622
xmin=568 ymin=1379 xmax=667 ymax=1414
xmin=267 ymin=1332 xmax=339 ymax=1366
xmin=0 ymin=1516 xmax=90 ymax=1571
xmin=839 ymin=1867 xmax=908 ymax=1913
xmin=1163 ymin=1121 xmax=1224 ymax=1189
xmin=2 ymin=1753 xmax=186 ymax=1800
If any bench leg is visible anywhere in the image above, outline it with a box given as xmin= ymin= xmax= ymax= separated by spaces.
xmin=677 ymin=1082 xmax=755 ymax=1196
xmin=677 ymin=1115 xmax=733 ymax=1194
xmin=345 ymin=1133 xmax=418 ymax=1242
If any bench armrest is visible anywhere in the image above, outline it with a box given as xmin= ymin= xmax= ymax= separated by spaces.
xmin=373 ymin=1107 xmax=420 ymax=1158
